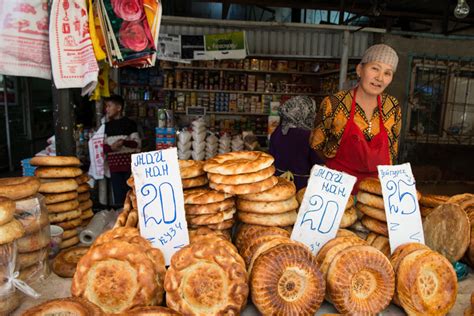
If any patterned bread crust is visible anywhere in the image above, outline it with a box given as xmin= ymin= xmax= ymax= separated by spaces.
xmin=358 ymin=177 xmax=382 ymax=195
xmin=340 ymin=207 xmax=358 ymax=228
xmin=250 ymin=243 xmax=325 ymax=316
xmin=186 ymin=207 xmax=236 ymax=225
xmin=207 ymin=165 xmax=275 ymax=185
xmin=0 ymin=176 xmax=40 ymax=200
xmin=179 ymin=160 xmax=205 ymax=179
xmin=327 ymin=245 xmax=395 ymax=314
xmin=420 ymin=193 xmax=450 ymax=208
xmin=52 ymin=246 xmax=89 ymax=278
xmin=72 ymin=239 xmax=160 ymax=314
xmin=356 ymin=202 xmax=386 ymax=222
xmin=396 ymin=249 xmax=457 ymax=316
xmin=239 ymin=177 xmax=295 ymax=202
xmin=184 ymin=188 xmax=233 ymax=205
xmin=203 ymin=151 xmax=274 ymax=175
xmin=164 ymin=236 xmax=248 ymax=315
xmin=93 ymin=227 xmax=140 ymax=247
xmin=0 ymin=218 xmax=24 ymax=245
xmin=238 ymin=226 xmax=291 ymax=265
xmin=210 ymin=176 xmax=278 ymax=195
xmin=121 ymin=306 xmax=181 ymax=315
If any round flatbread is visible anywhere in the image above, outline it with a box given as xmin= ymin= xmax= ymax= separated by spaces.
xmin=204 ymin=151 xmax=274 ymax=175
xmin=207 ymin=165 xmax=275 ymax=185
xmin=47 ymin=199 xmax=80 ymax=213
xmin=35 ymin=167 xmax=83 ymax=178
xmin=210 ymin=176 xmax=278 ymax=195
xmin=17 ymin=247 xmax=48 ymax=269
xmin=0 ymin=197 xmax=15 ymax=226
xmin=182 ymin=175 xmax=208 ymax=189
xmin=423 ymin=203 xmax=471 ymax=262
xmin=357 ymin=191 xmax=385 ymax=209
xmin=77 ymin=183 xmax=91 ymax=193
xmin=356 ymin=202 xmax=386 ymax=222
xmin=396 ymin=249 xmax=457 ymax=316
xmin=43 ymin=191 xmax=79 ymax=205
xmin=16 ymin=226 xmax=50 ymax=253
xmin=420 ymin=193 xmax=450 ymax=208
xmin=238 ymin=210 xmax=297 ymax=227
xmin=0 ymin=218 xmax=25 ymax=245
xmin=239 ymin=177 xmax=296 ymax=202
xmin=63 ymin=228 xmax=79 ymax=240
xmin=327 ymin=245 xmax=394 ymax=314
xmin=77 ymin=192 xmax=91 ymax=202
xmin=30 ymin=156 xmax=81 ymax=167
xmin=186 ymin=207 xmax=236 ymax=226
xmin=340 ymin=207 xmax=358 ymax=228
xmin=75 ymin=173 xmax=90 ymax=185
xmin=185 ymin=198 xmax=235 ymax=215
xmin=184 ymin=188 xmax=232 ymax=205
xmin=53 ymin=246 xmax=89 ymax=277
xmin=39 ymin=179 xmax=78 ymax=194
xmin=236 ymin=196 xmax=298 ymax=214
xmin=179 ymin=160 xmax=205 ymax=179
xmin=251 ymin=243 xmax=325 ymax=315
xmin=49 ymin=209 xmax=81 ymax=223
xmin=361 ymin=216 xmax=388 ymax=237
xmin=0 ymin=176 xmax=41 ymax=200
xmin=21 ymin=297 xmax=102 ymax=316
xmin=57 ymin=218 xmax=82 ymax=230
xmin=358 ymin=177 xmax=382 ymax=195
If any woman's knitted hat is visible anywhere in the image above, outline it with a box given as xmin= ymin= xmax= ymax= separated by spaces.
xmin=361 ymin=44 xmax=398 ymax=72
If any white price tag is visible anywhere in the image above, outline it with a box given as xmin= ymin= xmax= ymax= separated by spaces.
xmin=377 ymin=163 xmax=425 ymax=254
xmin=291 ymin=165 xmax=356 ymax=255
xmin=131 ymin=148 xmax=189 ymax=265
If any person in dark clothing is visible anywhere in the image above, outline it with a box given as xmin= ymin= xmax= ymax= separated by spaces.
xmin=269 ymin=96 xmax=323 ymax=190
xmin=103 ymin=95 xmax=141 ymax=206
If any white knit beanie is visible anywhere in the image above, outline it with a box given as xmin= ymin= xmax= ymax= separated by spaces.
xmin=361 ymin=44 xmax=398 ymax=72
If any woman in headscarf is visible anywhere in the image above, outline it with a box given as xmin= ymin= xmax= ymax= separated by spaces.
xmin=270 ymin=96 xmax=323 ymax=190
xmin=310 ymin=44 xmax=401 ymax=194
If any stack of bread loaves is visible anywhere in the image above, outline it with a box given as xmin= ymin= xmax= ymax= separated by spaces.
xmin=184 ymin=188 xmax=235 ymax=236
xmin=179 ymin=160 xmax=208 ymax=189
xmin=75 ymin=173 xmax=93 ymax=226
xmin=114 ymin=177 xmax=138 ymax=229
xmin=72 ymin=227 xmax=166 ymax=314
xmin=390 ymin=242 xmax=457 ymax=315
xmin=355 ymin=178 xmax=390 ymax=237
xmin=164 ymin=234 xmax=248 ymax=315
xmin=31 ymin=156 xmax=83 ymax=250
xmin=236 ymin=177 xmax=298 ymax=228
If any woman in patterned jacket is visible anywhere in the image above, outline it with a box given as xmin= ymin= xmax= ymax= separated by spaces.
xmin=310 ymin=44 xmax=401 ymax=194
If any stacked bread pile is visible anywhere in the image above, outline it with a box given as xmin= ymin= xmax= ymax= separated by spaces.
xmin=233 ymin=224 xmax=325 ymax=315
xmin=296 ymin=187 xmax=358 ymax=229
xmin=179 ymin=160 xmax=208 ymax=190
xmin=184 ymin=188 xmax=235 ymax=236
xmin=445 ymin=193 xmax=474 ymax=267
xmin=316 ymin=236 xmax=395 ymax=315
xmin=31 ymin=156 xmax=84 ymax=249
xmin=355 ymin=178 xmax=390 ymax=238
xmin=423 ymin=202 xmax=470 ymax=264
xmin=390 ymin=242 xmax=457 ymax=315
xmin=114 ymin=177 xmax=138 ymax=229
xmin=75 ymin=173 xmax=93 ymax=226
xmin=72 ymin=227 xmax=166 ymax=314
xmin=0 ymin=196 xmax=26 ymax=315
xmin=419 ymin=193 xmax=450 ymax=217
xmin=204 ymin=151 xmax=297 ymax=228
xmin=164 ymin=234 xmax=248 ymax=315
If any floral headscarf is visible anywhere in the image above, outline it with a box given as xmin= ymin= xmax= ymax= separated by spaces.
xmin=279 ymin=96 xmax=317 ymax=135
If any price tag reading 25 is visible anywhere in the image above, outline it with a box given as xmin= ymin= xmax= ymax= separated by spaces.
xmin=378 ymin=163 xmax=425 ymax=254
xmin=291 ymin=165 xmax=356 ymax=255
xmin=132 ymin=147 xmax=189 ymax=265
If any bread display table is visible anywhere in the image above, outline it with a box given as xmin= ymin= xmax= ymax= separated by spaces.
xmin=13 ymin=271 xmax=474 ymax=315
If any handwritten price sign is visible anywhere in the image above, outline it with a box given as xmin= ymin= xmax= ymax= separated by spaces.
xmin=132 ymin=147 xmax=189 ymax=265
xmin=377 ymin=163 xmax=425 ymax=254
xmin=291 ymin=165 xmax=356 ymax=255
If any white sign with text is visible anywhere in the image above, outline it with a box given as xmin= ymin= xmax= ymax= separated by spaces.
xmin=291 ymin=165 xmax=356 ymax=255
xmin=378 ymin=163 xmax=425 ymax=254
xmin=132 ymin=147 xmax=189 ymax=265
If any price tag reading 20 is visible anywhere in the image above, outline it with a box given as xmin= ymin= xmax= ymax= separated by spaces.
xmin=132 ymin=147 xmax=189 ymax=265
xmin=378 ymin=163 xmax=425 ymax=254
xmin=291 ymin=165 xmax=356 ymax=255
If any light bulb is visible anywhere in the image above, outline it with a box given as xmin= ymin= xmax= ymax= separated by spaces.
xmin=454 ymin=0 xmax=470 ymax=19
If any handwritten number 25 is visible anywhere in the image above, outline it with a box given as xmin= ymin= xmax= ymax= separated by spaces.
xmin=301 ymin=194 xmax=339 ymax=234
xmin=141 ymin=182 xmax=177 ymax=226
xmin=386 ymin=179 xmax=417 ymax=215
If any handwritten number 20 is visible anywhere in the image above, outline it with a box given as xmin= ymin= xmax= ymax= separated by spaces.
xmin=301 ymin=194 xmax=339 ymax=234
xmin=141 ymin=182 xmax=177 ymax=227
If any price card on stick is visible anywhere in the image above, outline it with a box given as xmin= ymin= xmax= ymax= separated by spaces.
xmin=377 ymin=163 xmax=425 ymax=254
xmin=131 ymin=147 xmax=189 ymax=265
xmin=291 ymin=165 xmax=356 ymax=255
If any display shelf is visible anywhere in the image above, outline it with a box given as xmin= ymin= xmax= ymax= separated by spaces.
xmin=174 ymin=110 xmax=268 ymax=116
xmin=164 ymin=66 xmax=342 ymax=76
xmin=163 ymin=88 xmax=325 ymax=96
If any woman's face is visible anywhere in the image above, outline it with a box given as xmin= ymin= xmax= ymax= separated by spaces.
xmin=356 ymin=61 xmax=394 ymax=97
